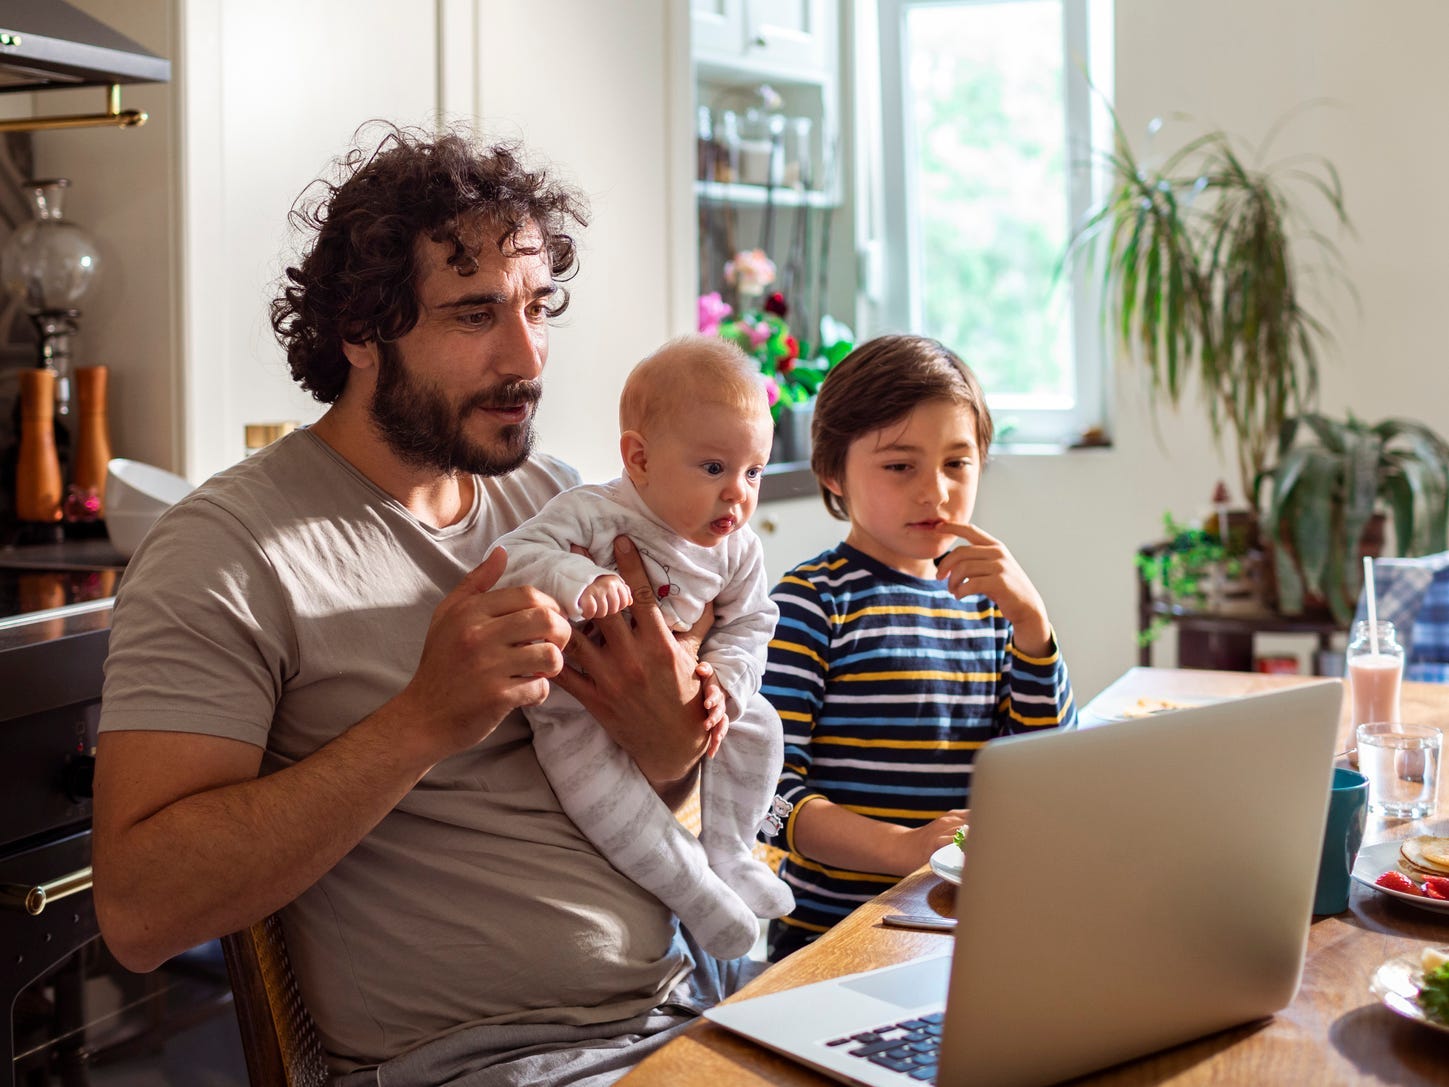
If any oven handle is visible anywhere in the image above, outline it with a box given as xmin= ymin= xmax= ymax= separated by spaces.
xmin=0 ymin=865 xmax=93 ymax=916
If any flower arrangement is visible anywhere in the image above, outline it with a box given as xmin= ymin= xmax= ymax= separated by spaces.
xmin=699 ymin=249 xmax=852 ymax=423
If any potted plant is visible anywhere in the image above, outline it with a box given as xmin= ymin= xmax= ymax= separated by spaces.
xmin=1136 ymin=511 xmax=1254 ymax=645
xmin=699 ymin=250 xmax=853 ymax=463
xmin=1066 ymin=112 xmax=1352 ymax=505
xmin=1255 ymin=414 xmax=1449 ymax=623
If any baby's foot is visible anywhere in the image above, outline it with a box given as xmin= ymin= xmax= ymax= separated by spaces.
xmin=682 ymin=884 xmax=763 ymax=959
xmin=713 ymin=854 xmax=796 ymax=918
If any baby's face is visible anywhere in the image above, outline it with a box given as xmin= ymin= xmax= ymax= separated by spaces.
xmin=637 ymin=402 xmax=773 ymax=547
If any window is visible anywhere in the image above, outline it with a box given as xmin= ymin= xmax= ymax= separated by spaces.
xmin=875 ymin=0 xmax=1113 ymax=446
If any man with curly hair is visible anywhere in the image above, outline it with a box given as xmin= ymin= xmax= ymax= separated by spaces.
xmin=92 ymin=124 xmax=754 ymax=1085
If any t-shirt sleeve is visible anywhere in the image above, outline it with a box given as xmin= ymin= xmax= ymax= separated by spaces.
xmin=100 ymin=496 xmax=295 ymax=748
xmin=995 ymin=628 xmax=1078 ymax=735
xmin=762 ymin=568 xmax=831 ymax=823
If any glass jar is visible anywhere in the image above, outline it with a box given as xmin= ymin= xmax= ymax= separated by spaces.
xmin=1346 ymin=619 xmax=1404 ymax=729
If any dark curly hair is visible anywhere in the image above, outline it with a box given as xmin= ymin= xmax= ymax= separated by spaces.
xmin=270 ymin=122 xmax=590 ymax=403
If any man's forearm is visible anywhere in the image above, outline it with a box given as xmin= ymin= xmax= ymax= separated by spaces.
xmin=94 ymin=704 xmax=437 ymax=972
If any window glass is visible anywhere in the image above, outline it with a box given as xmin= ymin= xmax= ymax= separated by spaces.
xmin=877 ymin=0 xmax=1111 ymax=445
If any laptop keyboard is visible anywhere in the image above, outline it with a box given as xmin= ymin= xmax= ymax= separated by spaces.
xmin=824 ymin=1011 xmax=945 ymax=1083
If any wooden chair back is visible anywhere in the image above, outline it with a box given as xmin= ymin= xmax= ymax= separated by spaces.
xmin=220 ymin=914 xmax=330 ymax=1087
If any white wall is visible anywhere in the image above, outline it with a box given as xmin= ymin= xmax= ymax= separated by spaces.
xmin=463 ymin=0 xmax=690 ymax=483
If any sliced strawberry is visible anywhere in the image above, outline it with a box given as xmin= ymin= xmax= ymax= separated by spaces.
xmin=1423 ymin=875 xmax=1449 ymax=898
xmin=1375 ymin=870 xmax=1423 ymax=896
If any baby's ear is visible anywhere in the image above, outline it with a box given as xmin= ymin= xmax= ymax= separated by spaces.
xmin=620 ymin=430 xmax=649 ymax=486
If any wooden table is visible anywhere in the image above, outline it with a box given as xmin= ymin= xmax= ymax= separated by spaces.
xmin=621 ymin=667 xmax=1449 ymax=1086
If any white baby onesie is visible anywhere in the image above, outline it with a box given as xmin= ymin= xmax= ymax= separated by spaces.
xmin=493 ymin=476 xmax=793 ymax=959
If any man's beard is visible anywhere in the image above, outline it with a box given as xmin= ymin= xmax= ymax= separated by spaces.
xmin=369 ymin=339 xmax=541 ymax=477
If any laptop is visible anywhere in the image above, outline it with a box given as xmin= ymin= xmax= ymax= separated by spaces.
xmin=706 ymin=680 xmax=1344 ymax=1087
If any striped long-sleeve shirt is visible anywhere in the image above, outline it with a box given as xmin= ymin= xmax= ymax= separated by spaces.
xmin=763 ymin=542 xmax=1076 ymax=949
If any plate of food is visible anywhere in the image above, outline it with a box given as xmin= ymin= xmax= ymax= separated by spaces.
xmin=1370 ymin=946 xmax=1449 ymax=1034
xmin=1352 ymin=837 xmax=1449 ymax=915
xmin=929 ymin=828 xmax=966 ymax=885
xmin=1077 ymin=696 xmax=1219 ymax=728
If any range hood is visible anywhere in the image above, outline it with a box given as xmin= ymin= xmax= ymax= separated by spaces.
xmin=0 ymin=0 xmax=169 ymax=93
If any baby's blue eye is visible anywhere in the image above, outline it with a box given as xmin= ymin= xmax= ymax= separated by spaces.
xmin=747 ymin=466 xmax=763 ymax=481
xmin=703 ymin=462 xmax=724 ymax=476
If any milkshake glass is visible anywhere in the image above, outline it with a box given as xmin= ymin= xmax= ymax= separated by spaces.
xmin=1346 ymin=620 xmax=1404 ymax=730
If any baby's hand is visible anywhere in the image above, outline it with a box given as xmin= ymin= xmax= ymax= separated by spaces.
xmin=578 ymin=574 xmax=633 ymax=620
xmin=936 ymin=523 xmax=1052 ymax=657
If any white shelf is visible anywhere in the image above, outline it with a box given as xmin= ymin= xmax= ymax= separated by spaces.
xmin=696 ymin=180 xmax=839 ymax=209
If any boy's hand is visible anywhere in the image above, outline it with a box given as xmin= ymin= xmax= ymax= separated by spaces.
xmin=891 ymin=810 xmax=969 ymax=875
xmin=936 ymin=522 xmax=1053 ymax=657
xmin=578 ymin=573 xmax=632 ymax=620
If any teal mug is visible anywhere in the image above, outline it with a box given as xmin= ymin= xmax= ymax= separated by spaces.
xmin=1313 ymin=766 xmax=1369 ymax=914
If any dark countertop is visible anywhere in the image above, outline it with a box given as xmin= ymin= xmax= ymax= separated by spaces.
xmin=761 ymin=461 xmax=816 ymax=503
xmin=0 ymin=539 xmax=122 ymax=658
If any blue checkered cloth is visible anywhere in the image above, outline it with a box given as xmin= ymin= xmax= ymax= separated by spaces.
xmin=1353 ymin=551 xmax=1449 ymax=683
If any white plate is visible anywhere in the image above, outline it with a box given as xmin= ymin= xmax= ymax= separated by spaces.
xmin=1077 ymin=696 xmax=1219 ymax=728
xmin=929 ymin=843 xmax=964 ymax=885
xmin=1370 ymin=952 xmax=1449 ymax=1035
xmin=1352 ymin=840 xmax=1449 ymax=916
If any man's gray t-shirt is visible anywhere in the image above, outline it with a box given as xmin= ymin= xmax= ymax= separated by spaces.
xmin=99 ymin=429 xmax=691 ymax=1072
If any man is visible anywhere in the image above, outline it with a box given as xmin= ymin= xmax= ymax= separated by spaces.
xmin=93 ymin=125 xmax=752 ymax=1085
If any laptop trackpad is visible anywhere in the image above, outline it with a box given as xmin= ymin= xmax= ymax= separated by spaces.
xmin=840 ymin=955 xmax=951 ymax=1007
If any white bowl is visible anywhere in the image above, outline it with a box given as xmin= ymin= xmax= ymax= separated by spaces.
xmin=105 ymin=458 xmax=193 ymax=558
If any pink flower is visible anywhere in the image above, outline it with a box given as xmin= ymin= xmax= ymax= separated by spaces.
xmin=697 ymin=291 xmax=732 ymax=336
xmin=723 ymin=249 xmax=777 ymax=296
xmin=748 ymin=320 xmax=772 ymax=348
xmin=761 ymin=375 xmax=780 ymax=406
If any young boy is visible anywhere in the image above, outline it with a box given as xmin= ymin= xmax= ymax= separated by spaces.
xmin=763 ymin=334 xmax=1077 ymax=960
xmin=492 ymin=336 xmax=793 ymax=958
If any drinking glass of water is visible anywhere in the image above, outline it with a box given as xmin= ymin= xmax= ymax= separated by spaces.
xmin=1355 ymin=722 xmax=1441 ymax=819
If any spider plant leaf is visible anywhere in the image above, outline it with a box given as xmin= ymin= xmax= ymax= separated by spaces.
xmin=1273 ymin=533 xmax=1306 ymax=615
xmin=1382 ymin=469 xmax=1416 ymax=556
xmin=1287 ymin=449 xmax=1337 ymax=595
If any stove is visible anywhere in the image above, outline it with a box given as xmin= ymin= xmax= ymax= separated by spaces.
xmin=0 ymin=542 xmax=245 ymax=1084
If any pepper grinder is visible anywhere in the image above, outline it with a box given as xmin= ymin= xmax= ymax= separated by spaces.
xmin=16 ymin=368 xmax=64 ymax=524
xmin=70 ymin=365 xmax=111 ymax=520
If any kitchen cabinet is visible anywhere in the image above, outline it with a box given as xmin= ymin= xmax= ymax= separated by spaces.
xmin=755 ymin=493 xmax=840 ymax=586
xmin=692 ymin=0 xmax=831 ymax=77
xmin=692 ymin=1 xmax=850 ymax=343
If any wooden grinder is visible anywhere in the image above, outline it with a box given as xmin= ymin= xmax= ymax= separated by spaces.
xmin=16 ymin=368 xmax=63 ymax=523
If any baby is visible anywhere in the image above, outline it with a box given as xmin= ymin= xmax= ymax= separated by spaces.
xmin=492 ymin=335 xmax=794 ymax=958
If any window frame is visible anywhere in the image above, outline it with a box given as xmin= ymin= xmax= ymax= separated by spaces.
xmin=873 ymin=0 xmax=1114 ymax=448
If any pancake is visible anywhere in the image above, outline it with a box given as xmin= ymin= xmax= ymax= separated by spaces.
xmin=1401 ymin=836 xmax=1449 ymax=876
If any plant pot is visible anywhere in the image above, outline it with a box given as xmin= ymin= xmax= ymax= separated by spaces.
xmin=771 ymin=401 xmax=814 ymax=465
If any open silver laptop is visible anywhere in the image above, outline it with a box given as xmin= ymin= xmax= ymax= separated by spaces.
xmin=706 ymin=681 xmax=1343 ymax=1087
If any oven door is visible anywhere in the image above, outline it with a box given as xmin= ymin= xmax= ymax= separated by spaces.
xmin=0 ymin=829 xmax=244 ymax=1085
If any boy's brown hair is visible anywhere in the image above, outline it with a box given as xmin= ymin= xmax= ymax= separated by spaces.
xmin=810 ymin=334 xmax=994 ymax=521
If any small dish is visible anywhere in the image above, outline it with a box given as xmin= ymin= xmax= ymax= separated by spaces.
xmin=1077 ymin=696 xmax=1218 ymax=728
xmin=1352 ymin=840 xmax=1449 ymax=916
xmin=929 ymin=843 xmax=963 ymax=885
xmin=1370 ymin=951 xmax=1449 ymax=1035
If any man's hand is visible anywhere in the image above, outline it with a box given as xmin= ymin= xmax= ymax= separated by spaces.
xmin=935 ymin=522 xmax=1052 ymax=657
xmin=396 ymin=547 xmax=574 ymax=764
xmin=552 ymin=536 xmax=721 ymax=799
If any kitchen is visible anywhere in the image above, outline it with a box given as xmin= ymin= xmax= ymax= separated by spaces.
xmin=1 ymin=1 xmax=1448 ymax=1083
